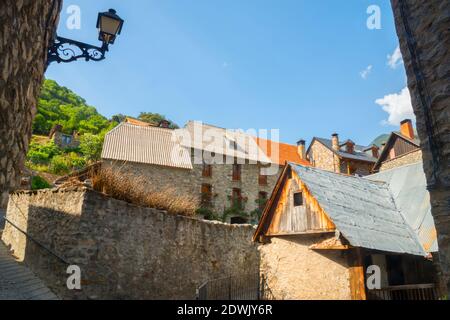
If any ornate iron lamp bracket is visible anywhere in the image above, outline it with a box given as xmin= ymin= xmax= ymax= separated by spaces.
xmin=47 ymin=36 xmax=108 ymax=66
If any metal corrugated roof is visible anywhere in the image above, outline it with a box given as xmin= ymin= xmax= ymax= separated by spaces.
xmin=366 ymin=162 xmax=437 ymax=253
xmin=315 ymin=137 xmax=378 ymax=163
xmin=101 ymin=123 xmax=193 ymax=169
xmin=183 ymin=121 xmax=272 ymax=163
xmin=290 ymin=163 xmax=426 ymax=256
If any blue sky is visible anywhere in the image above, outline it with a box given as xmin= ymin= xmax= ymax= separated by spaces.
xmin=46 ymin=0 xmax=413 ymax=146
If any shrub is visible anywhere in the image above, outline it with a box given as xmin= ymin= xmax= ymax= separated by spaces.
xmin=31 ymin=176 xmax=51 ymax=190
xmin=67 ymin=152 xmax=86 ymax=170
xmin=27 ymin=140 xmax=61 ymax=164
xmin=90 ymin=166 xmax=199 ymax=217
xmin=49 ymin=155 xmax=70 ymax=175
xmin=196 ymin=207 xmax=219 ymax=221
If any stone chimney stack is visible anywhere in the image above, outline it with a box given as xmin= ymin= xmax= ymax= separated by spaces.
xmin=331 ymin=133 xmax=340 ymax=151
xmin=400 ymin=119 xmax=415 ymax=140
xmin=345 ymin=140 xmax=355 ymax=154
xmin=159 ymin=120 xmax=170 ymax=128
xmin=297 ymin=139 xmax=306 ymax=160
xmin=371 ymin=145 xmax=380 ymax=158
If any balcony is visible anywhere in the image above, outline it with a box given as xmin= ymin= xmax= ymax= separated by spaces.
xmin=367 ymin=283 xmax=440 ymax=300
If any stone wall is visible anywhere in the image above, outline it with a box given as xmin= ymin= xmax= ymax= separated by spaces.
xmin=379 ymin=149 xmax=423 ymax=172
xmin=307 ymin=141 xmax=336 ymax=172
xmin=103 ymin=159 xmax=279 ymax=219
xmin=1 ymin=187 xmax=259 ymax=300
xmin=340 ymin=159 xmax=373 ymax=176
xmin=259 ymin=235 xmax=351 ymax=300
xmin=0 ymin=1 xmax=62 ymax=208
xmin=308 ymin=141 xmax=373 ymax=175
xmin=53 ymin=131 xmax=80 ymax=149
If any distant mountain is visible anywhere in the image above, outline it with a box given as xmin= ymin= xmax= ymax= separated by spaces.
xmin=370 ymin=134 xmax=390 ymax=147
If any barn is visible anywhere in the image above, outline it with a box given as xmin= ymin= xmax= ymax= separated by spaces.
xmin=254 ymin=162 xmax=442 ymax=300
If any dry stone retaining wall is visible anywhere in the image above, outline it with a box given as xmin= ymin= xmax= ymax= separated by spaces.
xmin=1 ymin=187 xmax=259 ymax=299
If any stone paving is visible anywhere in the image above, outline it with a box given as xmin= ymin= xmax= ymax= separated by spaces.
xmin=0 ymin=211 xmax=59 ymax=300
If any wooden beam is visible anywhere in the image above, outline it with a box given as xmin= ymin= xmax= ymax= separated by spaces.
xmin=348 ymin=248 xmax=367 ymax=300
xmin=309 ymin=237 xmax=351 ymax=250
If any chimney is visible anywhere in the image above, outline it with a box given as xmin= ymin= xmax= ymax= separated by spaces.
xmin=345 ymin=140 xmax=355 ymax=154
xmin=400 ymin=119 xmax=414 ymax=140
xmin=297 ymin=139 xmax=306 ymax=160
xmin=159 ymin=120 xmax=170 ymax=128
xmin=371 ymin=145 xmax=379 ymax=158
xmin=331 ymin=133 xmax=339 ymax=151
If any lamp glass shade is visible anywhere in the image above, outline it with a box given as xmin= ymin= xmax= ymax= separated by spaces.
xmin=100 ymin=15 xmax=121 ymax=35
xmin=97 ymin=9 xmax=123 ymax=44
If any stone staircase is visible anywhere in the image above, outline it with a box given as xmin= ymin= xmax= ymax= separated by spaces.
xmin=0 ymin=209 xmax=59 ymax=300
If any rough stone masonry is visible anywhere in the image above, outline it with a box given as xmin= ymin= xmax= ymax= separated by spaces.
xmin=0 ymin=0 xmax=63 ymax=208
xmin=1 ymin=187 xmax=259 ymax=299
xmin=391 ymin=0 xmax=450 ymax=294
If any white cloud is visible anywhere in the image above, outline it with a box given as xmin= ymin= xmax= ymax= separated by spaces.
xmin=360 ymin=65 xmax=373 ymax=79
xmin=387 ymin=45 xmax=403 ymax=69
xmin=375 ymin=87 xmax=415 ymax=126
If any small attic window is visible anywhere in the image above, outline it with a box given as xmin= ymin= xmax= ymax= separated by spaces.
xmin=293 ymin=192 xmax=303 ymax=207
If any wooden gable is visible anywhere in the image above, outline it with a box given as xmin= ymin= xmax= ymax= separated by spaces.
xmin=373 ymin=133 xmax=420 ymax=170
xmin=265 ymin=167 xmax=335 ymax=236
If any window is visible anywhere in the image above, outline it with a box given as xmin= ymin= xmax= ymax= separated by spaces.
xmin=258 ymin=167 xmax=267 ymax=186
xmin=202 ymin=163 xmax=212 ymax=177
xmin=232 ymin=163 xmax=241 ymax=181
xmin=231 ymin=188 xmax=242 ymax=208
xmin=230 ymin=216 xmax=248 ymax=224
xmin=229 ymin=140 xmax=237 ymax=150
xmin=293 ymin=192 xmax=303 ymax=207
xmin=258 ymin=191 xmax=268 ymax=210
xmin=287 ymin=169 xmax=292 ymax=179
xmin=201 ymin=184 xmax=212 ymax=206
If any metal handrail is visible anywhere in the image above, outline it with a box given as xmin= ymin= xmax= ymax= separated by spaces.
xmin=0 ymin=206 xmax=70 ymax=266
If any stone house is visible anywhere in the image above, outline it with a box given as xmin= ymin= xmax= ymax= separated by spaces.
xmin=306 ymin=134 xmax=378 ymax=176
xmin=101 ymin=120 xmax=310 ymax=223
xmin=48 ymin=124 xmax=80 ymax=149
xmin=372 ymin=119 xmax=421 ymax=172
xmin=254 ymin=162 xmax=441 ymax=300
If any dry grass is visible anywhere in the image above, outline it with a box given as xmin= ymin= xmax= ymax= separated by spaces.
xmin=89 ymin=166 xmax=199 ymax=217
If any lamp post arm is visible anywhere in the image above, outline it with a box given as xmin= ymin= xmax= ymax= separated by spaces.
xmin=47 ymin=36 xmax=108 ymax=66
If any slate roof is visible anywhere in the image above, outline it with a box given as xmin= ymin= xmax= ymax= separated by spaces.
xmin=366 ymin=162 xmax=437 ymax=253
xmin=255 ymin=163 xmax=427 ymax=256
xmin=102 ymin=123 xmax=193 ymax=169
xmin=290 ymin=164 xmax=426 ymax=256
xmin=310 ymin=137 xmax=378 ymax=163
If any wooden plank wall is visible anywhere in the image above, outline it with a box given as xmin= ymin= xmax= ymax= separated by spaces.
xmin=267 ymin=171 xmax=335 ymax=235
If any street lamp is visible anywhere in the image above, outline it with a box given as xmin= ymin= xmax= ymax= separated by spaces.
xmin=47 ymin=9 xmax=124 ymax=66
xmin=97 ymin=9 xmax=124 ymax=48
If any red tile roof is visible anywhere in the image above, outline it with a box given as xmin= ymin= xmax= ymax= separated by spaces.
xmin=254 ymin=137 xmax=310 ymax=166
xmin=125 ymin=117 xmax=152 ymax=127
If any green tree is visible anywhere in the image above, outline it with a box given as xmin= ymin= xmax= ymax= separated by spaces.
xmin=33 ymin=79 xmax=112 ymax=136
xmin=138 ymin=112 xmax=179 ymax=129
xmin=79 ymin=133 xmax=103 ymax=163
